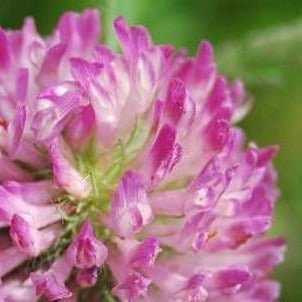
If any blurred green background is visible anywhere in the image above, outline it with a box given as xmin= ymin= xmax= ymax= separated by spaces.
xmin=0 ymin=0 xmax=301 ymax=300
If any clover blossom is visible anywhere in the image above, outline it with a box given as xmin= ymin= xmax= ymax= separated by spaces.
xmin=0 ymin=9 xmax=285 ymax=302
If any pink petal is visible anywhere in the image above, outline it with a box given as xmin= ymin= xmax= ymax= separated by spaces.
xmin=31 ymin=272 xmax=72 ymax=301
xmin=76 ymin=266 xmax=99 ymax=288
xmin=131 ymin=237 xmax=161 ymax=268
xmin=109 ymin=171 xmax=154 ymax=238
xmin=112 ymin=272 xmax=151 ymax=301
xmin=49 ymin=139 xmax=92 ymax=199
xmin=67 ymin=221 xmax=108 ymax=269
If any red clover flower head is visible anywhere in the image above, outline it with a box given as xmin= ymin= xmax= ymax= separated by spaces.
xmin=0 ymin=10 xmax=285 ymax=302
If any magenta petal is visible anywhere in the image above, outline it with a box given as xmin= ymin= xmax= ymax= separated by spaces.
xmin=49 ymin=140 xmax=92 ymax=199
xmin=65 ymin=105 xmax=95 ymax=150
xmin=9 ymin=214 xmax=37 ymax=256
xmin=94 ymin=45 xmax=115 ymax=64
xmin=0 ymin=29 xmax=10 ymax=70
xmin=0 ymin=279 xmax=36 ymax=301
xmin=67 ymin=220 xmax=108 ymax=269
xmin=38 ymin=43 xmax=67 ymax=85
xmin=58 ymin=9 xmax=100 ymax=53
xmin=76 ymin=266 xmax=99 ymax=288
xmin=70 ymin=57 xmax=102 ymax=90
xmin=148 ymin=124 xmax=182 ymax=187
xmin=7 ymin=105 xmax=26 ymax=154
xmin=31 ymin=272 xmax=72 ymax=301
xmin=131 ymin=237 xmax=161 ymax=268
xmin=2 ymin=180 xmax=55 ymax=205
xmin=109 ymin=171 xmax=154 ymax=238
xmin=114 ymin=16 xmax=151 ymax=59
xmin=204 ymin=113 xmax=230 ymax=151
xmin=164 ymin=78 xmax=187 ymax=125
xmin=210 ymin=266 xmax=251 ymax=292
xmin=113 ymin=17 xmax=130 ymax=54
xmin=247 ymin=238 xmax=286 ymax=275
xmin=195 ymin=40 xmax=216 ymax=83
xmin=251 ymin=280 xmax=280 ymax=301
xmin=246 ymin=145 xmax=278 ymax=168
xmin=0 ymin=247 xmax=28 ymax=279
xmin=112 ymin=272 xmax=151 ymax=301
xmin=15 ymin=68 xmax=28 ymax=102
xmin=32 ymin=82 xmax=81 ymax=142
xmin=0 ymin=154 xmax=31 ymax=181
xmin=176 ymin=274 xmax=208 ymax=302
xmin=205 ymin=76 xmax=229 ymax=114
xmin=181 ymin=209 xmax=215 ymax=251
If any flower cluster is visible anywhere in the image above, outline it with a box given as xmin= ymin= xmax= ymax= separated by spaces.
xmin=0 ymin=9 xmax=285 ymax=302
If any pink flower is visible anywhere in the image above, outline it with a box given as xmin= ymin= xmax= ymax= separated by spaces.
xmin=112 ymin=272 xmax=152 ymax=301
xmin=9 ymin=214 xmax=39 ymax=256
xmin=76 ymin=266 xmax=99 ymax=288
xmin=0 ymin=9 xmax=285 ymax=302
xmin=107 ymin=171 xmax=154 ymax=238
xmin=131 ymin=237 xmax=161 ymax=268
xmin=31 ymin=272 xmax=72 ymax=301
xmin=67 ymin=220 xmax=108 ymax=269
